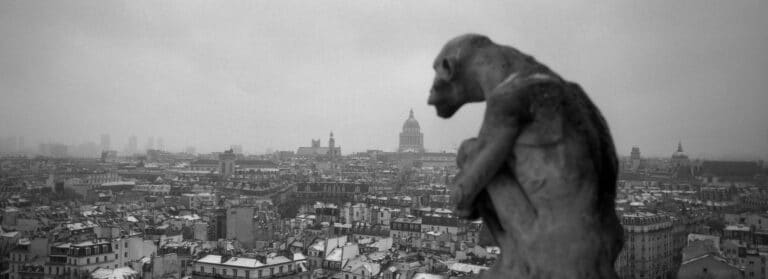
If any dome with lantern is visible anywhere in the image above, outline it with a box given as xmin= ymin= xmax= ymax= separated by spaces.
xmin=402 ymin=109 xmax=420 ymax=131
xmin=398 ymin=109 xmax=425 ymax=153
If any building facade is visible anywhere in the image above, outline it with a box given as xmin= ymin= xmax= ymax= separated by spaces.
xmin=615 ymin=212 xmax=676 ymax=279
xmin=390 ymin=217 xmax=422 ymax=246
xmin=193 ymin=254 xmax=309 ymax=279
xmin=219 ymin=149 xmax=236 ymax=179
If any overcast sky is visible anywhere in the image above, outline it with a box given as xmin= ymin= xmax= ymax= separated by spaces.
xmin=0 ymin=0 xmax=766 ymax=158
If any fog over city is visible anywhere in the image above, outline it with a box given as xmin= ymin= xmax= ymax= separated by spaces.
xmin=0 ymin=1 xmax=766 ymax=158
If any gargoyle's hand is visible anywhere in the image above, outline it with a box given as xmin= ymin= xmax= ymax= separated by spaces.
xmin=451 ymin=169 xmax=477 ymax=219
xmin=452 ymin=121 xmax=520 ymax=219
xmin=452 ymin=138 xmax=487 ymax=219
xmin=457 ymin=138 xmax=480 ymax=169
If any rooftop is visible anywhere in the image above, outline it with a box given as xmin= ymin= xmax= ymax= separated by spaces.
xmin=73 ymin=240 xmax=111 ymax=247
xmin=91 ymin=267 xmax=138 ymax=279
xmin=197 ymin=255 xmax=264 ymax=268
xmin=448 ymin=262 xmax=489 ymax=274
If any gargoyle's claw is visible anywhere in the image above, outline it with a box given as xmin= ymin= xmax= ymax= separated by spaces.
xmin=453 ymin=205 xmax=480 ymax=220
xmin=451 ymin=185 xmax=482 ymax=220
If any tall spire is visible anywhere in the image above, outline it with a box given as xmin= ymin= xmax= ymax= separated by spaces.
xmin=409 ymin=109 xmax=414 ymax=118
xmin=677 ymin=141 xmax=683 ymax=153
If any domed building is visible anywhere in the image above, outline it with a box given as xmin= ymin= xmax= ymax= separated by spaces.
xmin=398 ymin=109 xmax=425 ymax=153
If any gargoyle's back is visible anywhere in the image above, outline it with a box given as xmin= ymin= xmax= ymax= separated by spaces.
xmin=507 ymin=80 xmax=623 ymax=279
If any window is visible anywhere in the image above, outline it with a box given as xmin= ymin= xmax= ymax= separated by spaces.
xmin=124 ymin=252 xmax=128 ymax=258
xmin=200 ymin=267 xmax=204 ymax=272
xmin=87 ymin=258 xmax=90 ymax=264
xmin=104 ymin=256 xmax=108 ymax=262
xmin=279 ymin=266 xmax=283 ymax=273
xmin=124 ymin=242 xmax=128 ymax=248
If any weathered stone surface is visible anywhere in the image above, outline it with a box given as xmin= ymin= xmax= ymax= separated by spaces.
xmin=428 ymin=34 xmax=623 ymax=279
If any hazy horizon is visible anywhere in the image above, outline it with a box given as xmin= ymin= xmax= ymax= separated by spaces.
xmin=1 ymin=1 xmax=767 ymax=159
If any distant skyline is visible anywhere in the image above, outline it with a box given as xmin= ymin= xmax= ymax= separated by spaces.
xmin=2 ymin=127 xmax=764 ymax=160
xmin=1 ymin=1 xmax=767 ymax=159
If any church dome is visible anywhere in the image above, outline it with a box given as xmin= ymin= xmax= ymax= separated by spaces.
xmin=402 ymin=109 xmax=420 ymax=130
xmin=398 ymin=109 xmax=425 ymax=153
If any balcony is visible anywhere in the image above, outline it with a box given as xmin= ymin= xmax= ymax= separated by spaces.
xmin=49 ymin=249 xmax=68 ymax=256
xmin=192 ymin=271 xmax=245 ymax=279
xmin=18 ymin=265 xmax=45 ymax=274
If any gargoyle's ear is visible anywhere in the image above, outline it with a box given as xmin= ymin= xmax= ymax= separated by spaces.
xmin=442 ymin=57 xmax=455 ymax=80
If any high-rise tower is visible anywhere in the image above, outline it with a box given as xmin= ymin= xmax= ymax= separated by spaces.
xmin=327 ymin=132 xmax=341 ymax=159
xmin=219 ymin=149 xmax=236 ymax=179
xmin=671 ymin=141 xmax=690 ymax=168
xmin=100 ymin=134 xmax=111 ymax=151
xmin=127 ymin=136 xmax=138 ymax=155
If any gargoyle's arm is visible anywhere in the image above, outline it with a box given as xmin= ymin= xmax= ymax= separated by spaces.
xmin=453 ymin=76 xmax=561 ymax=217
xmin=452 ymin=90 xmax=531 ymax=217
